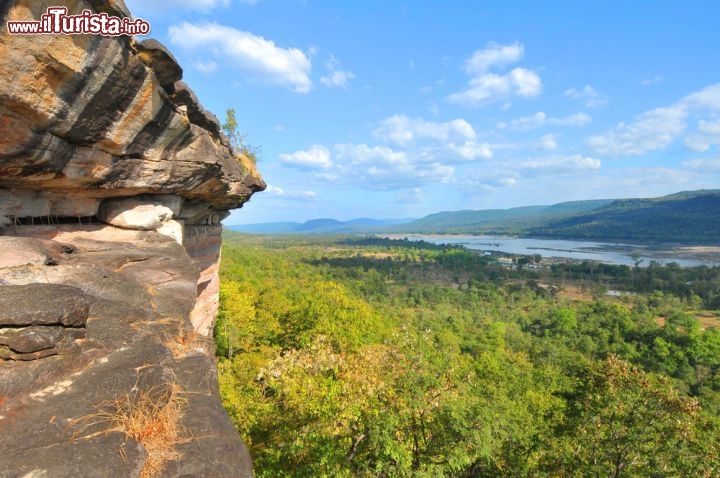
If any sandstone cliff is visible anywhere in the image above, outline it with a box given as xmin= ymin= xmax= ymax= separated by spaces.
xmin=0 ymin=1 xmax=264 ymax=476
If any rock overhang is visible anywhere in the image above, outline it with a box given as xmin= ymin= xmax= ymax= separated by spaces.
xmin=0 ymin=0 xmax=265 ymax=227
xmin=0 ymin=1 xmax=260 ymax=475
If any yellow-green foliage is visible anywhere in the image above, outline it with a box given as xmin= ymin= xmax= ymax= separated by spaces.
xmin=216 ymin=234 xmax=720 ymax=477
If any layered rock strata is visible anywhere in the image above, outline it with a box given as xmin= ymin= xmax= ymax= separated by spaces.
xmin=1 ymin=0 xmax=264 ymax=476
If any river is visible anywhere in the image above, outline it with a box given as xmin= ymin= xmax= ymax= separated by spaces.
xmin=383 ymin=234 xmax=720 ymax=268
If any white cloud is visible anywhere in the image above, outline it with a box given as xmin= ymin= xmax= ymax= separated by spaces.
xmin=279 ymin=145 xmax=332 ymax=169
xmin=265 ymin=184 xmax=317 ymax=198
xmin=321 ymin=70 xmax=355 ymax=87
xmin=279 ymin=114 xmax=492 ymax=191
xmin=510 ymin=68 xmax=542 ymax=97
xmin=448 ymin=42 xmax=541 ymax=108
xmin=370 ymin=115 xmax=491 ymax=164
xmin=501 ymin=111 xmax=592 ymax=131
xmin=373 ymin=115 xmax=476 ymax=145
xmin=564 ymin=84 xmax=607 ymax=108
xmin=464 ymin=41 xmax=524 ymax=75
xmin=683 ymin=158 xmax=720 ymax=173
xmin=587 ymin=105 xmax=687 ymax=156
xmin=334 ymin=143 xmax=407 ymax=165
xmin=446 ymin=141 xmax=493 ymax=160
xmin=684 ymin=119 xmax=720 ymax=152
xmin=448 ymin=68 xmax=542 ymax=107
xmin=333 ymin=143 xmax=454 ymax=189
xmin=682 ymin=83 xmax=720 ymax=111
xmin=587 ymin=84 xmax=720 ymax=156
xmin=279 ymin=142 xmax=458 ymax=190
xmin=168 ymin=22 xmax=312 ymax=93
xmin=519 ymin=154 xmax=601 ymax=173
xmin=320 ymin=55 xmax=355 ymax=87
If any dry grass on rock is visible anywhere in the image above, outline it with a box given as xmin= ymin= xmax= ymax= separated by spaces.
xmin=68 ymin=384 xmax=187 ymax=478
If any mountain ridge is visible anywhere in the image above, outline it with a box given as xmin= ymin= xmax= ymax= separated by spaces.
xmin=230 ymin=190 xmax=720 ymax=244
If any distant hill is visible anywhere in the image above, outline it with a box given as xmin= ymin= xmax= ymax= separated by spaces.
xmin=527 ymin=190 xmax=720 ymax=244
xmin=392 ymin=199 xmax=614 ymax=234
xmin=228 ymin=190 xmax=720 ymax=244
xmin=228 ymin=217 xmax=413 ymax=234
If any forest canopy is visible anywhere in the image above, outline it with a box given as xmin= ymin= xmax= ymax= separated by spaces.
xmin=216 ymin=233 xmax=720 ymax=477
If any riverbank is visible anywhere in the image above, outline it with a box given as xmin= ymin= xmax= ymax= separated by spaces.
xmin=381 ymin=234 xmax=719 ymax=267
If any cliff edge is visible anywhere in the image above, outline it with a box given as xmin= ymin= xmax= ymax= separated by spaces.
xmin=0 ymin=1 xmax=264 ymax=476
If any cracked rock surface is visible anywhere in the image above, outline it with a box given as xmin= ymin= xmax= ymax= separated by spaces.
xmin=0 ymin=229 xmax=253 ymax=477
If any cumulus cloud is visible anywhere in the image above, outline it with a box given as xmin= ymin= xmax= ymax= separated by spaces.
xmin=168 ymin=22 xmax=312 ymax=93
xmin=564 ymin=84 xmax=607 ymax=108
xmin=373 ymin=115 xmax=476 ymax=145
xmin=278 ymin=141 xmax=460 ymax=191
xmin=682 ymin=84 xmax=720 ymax=111
xmin=684 ymin=119 xmax=720 ymax=152
xmin=587 ymin=106 xmax=687 ymax=156
xmin=587 ymin=83 xmax=720 ymax=156
xmin=333 ymin=143 xmax=454 ymax=189
xmin=321 ymin=70 xmax=355 ymax=87
xmin=446 ymin=141 xmax=493 ymax=160
xmin=334 ymin=143 xmax=407 ymax=165
xmin=464 ymin=41 xmax=524 ymax=75
xmin=448 ymin=42 xmax=541 ymax=107
xmin=369 ymin=115 xmax=492 ymax=163
xmin=279 ymin=145 xmax=332 ymax=169
xmin=448 ymin=68 xmax=542 ymax=107
xmin=265 ymin=184 xmax=317 ymax=198
xmin=500 ymin=111 xmax=592 ymax=131
xmin=320 ymin=55 xmax=355 ymax=87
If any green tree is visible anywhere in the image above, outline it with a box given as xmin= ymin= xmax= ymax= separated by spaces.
xmin=222 ymin=108 xmax=259 ymax=162
xmin=544 ymin=355 xmax=718 ymax=477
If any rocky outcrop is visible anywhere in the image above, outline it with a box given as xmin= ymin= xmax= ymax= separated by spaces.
xmin=0 ymin=0 xmax=265 ymax=327
xmin=1 ymin=1 xmax=263 ymax=476
xmin=0 ymin=229 xmax=253 ymax=477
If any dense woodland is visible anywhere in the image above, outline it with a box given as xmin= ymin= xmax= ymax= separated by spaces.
xmin=215 ymin=233 xmax=720 ymax=477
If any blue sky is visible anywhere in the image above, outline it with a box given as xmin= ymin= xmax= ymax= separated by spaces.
xmin=124 ymin=0 xmax=720 ymax=224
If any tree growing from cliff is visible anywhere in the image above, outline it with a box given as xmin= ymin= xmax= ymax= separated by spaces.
xmin=223 ymin=108 xmax=260 ymax=163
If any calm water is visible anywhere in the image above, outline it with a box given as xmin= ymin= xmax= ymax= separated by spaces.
xmin=386 ymin=234 xmax=719 ymax=268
